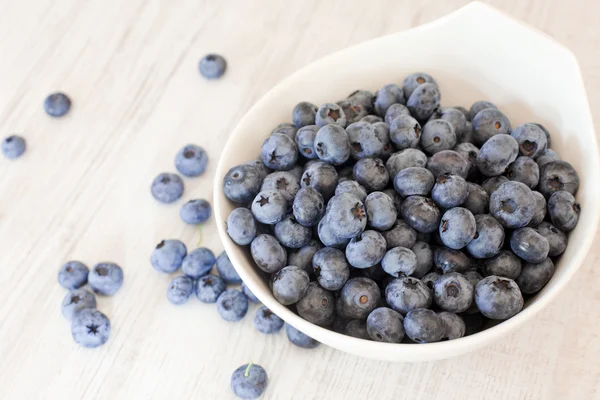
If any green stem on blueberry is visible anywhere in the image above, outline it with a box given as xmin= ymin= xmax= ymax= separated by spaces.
xmin=244 ymin=362 xmax=253 ymax=377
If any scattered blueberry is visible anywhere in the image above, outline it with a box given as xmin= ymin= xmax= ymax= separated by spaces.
xmin=285 ymin=324 xmax=320 ymax=349
xmin=151 ymin=239 xmax=187 ymax=273
xmin=44 ymin=92 xmax=71 ymax=117
xmin=180 ymin=199 xmax=211 ymax=224
xmin=2 ymin=135 xmax=26 ymax=159
xmin=196 ymin=274 xmax=226 ymax=303
xmin=58 ymin=261 xmax=89 ymax=290
xmin=88 ymin=263 xmax=123 ymax=296
xmin=231 ymin=363 xmax=268 ymax=399
xmin=71 ymin=308 xmax=110 ymax=348
xmin=175 ymin=144 xmax=208 ymax=177
xmin=241 ymin=282 xmax=260 ymax=303
xmin=61 ymin=289 xmax=96 ymax=320
xmin=254 ymin=306 xmax=284 ymax=334
xmin=182 ymin=247 xmax=215 ymax=279
xmin=216 ymin=251 xmax=242 ymax=284
xmin=199 ymin=54 xmax=226 ymax=79
xmin=151 ymin=173 xmax=184 ymax=203
xmin=217 ymin=289 xmax=248 ymax=322
xmin=167 ymin=275 xmax=194 ymax=305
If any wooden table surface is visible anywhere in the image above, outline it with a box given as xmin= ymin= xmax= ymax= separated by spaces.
xmin=1 ymin=0 xmax=599 ymax=399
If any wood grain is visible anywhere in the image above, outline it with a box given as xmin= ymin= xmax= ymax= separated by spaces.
xmin=0 ymin=0 xmax=599 ymax=399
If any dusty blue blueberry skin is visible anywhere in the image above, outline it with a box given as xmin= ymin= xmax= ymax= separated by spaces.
xmin=389 ymin=115 xmax=421 ymax=150
xmin=231 ymin=364 xmax=268 ymax=400
xmin=217 ymin=289 xmax=248 ymax=321
xmin=285 ymin=323 xmax=320 ymax=348
xmin=336 ymin=277 xmax=381 ymax=319
xmin=421 ymin=271 xmax=441 ymax=290
xmin=533 ymin=122 xmax=552 ymax=147
xmin=71 ymin=308 xmax=110 ymax=348
xmin=311 ymin=247 xmax=349 ymax=290
xmin=468 ymin=100 xmax=497 ymax=121
xmin=240 ymin=282 xmax=260 ymax=303
xmin=407 ymin=83 xmax=441 ymax=122
xmin=346 ymin=121 xmax=385 ymax=159
xmin=382 ymin=188 xmax=404 ymax=211
xmin=516 ymin=258 xmax=555 ymax=294
xmin=366 ymin=307 xmax=405 ymax=343
xmin=483 ymin=250 xmax=522 ymax=280
xmin=314 ymin=124 xmax=351 ymax=165
xmin=301 ymin=161 xmax=338 ymax=200
xmin=361 ymin=115 xmax=383 ymax=124
xmin=548 ymin=190 xmax=580 ymax=231
xmin=506 ymin=156 xmax=540 ymax=189
xmin=345 ymin=230 xmax=387 ymax=269
xmin=454 ymin=142 xmax=481 ymax=180
xmin=44 ymin=92 xmax=71 ymax=117
xmin=433 ymin=247 xmax=471 ymax=274
xmin=431 ymin=173 xmax=469 ymax=208
xmin=353 ymin=157 xmax=389 ymax=192
xmin=476 ymin=134 xmax=519 ymax=177
xmin=401 ymin=196 xmax=441 ymax=233
xmin=274 ymin=215 xmax=312 ymax=248
xmin=251 ymin=190 xmax=288 ymax=225
xmin=254 ymin=306 xmax=285 ymax=334
xmin=216 ymin=251 xmax=243 ymax=283
xmin=475 ymin=276 xmax=523 ymax=319
xmin=223 ymin=164 xmax=262 ymax=204
xmin=167 ymin=275 xmax=194 ymax=305
xmin=58 ymin=261 xmax=89 ymax=290
xmin=466 ymin=214 xmax=505 ymax=258
xmin=335 ymin=180 xmax=368 ymax=202
xmin=260 ymin=171 xmax=300 ymax=201
xmin=438 ymin=311 xmax=466 ymax=340
xmin=61 ymin=289 xmax=97 ymax=320
xmin=490 ymin=181 xmax=536 ymax=228
xmin=375 ymin=123 xmax=393 ymax=161
xmin=374 ymin=84 xmax=405 ymax=117
xmin=295 ymin=125 xmax=319 ymax=159
xmin=393 ymin=167 xmax=434 ymax=197
xmin=385 ymin=276 xmax=432 ymax=315
xmin=151 ymin=240 xmax=187 ymax=273
xmin=403 ymin=308 xmax=445 ymax=343
xmin=226 ymin=207 xmax=257 ymax=245
xmin=481 ymin=175 xmax=509 ymax=195
xmin=535 ymin=221 xmax=567 ymax=257
xmin=454 ymin=106 xmax=469 ymax=119
xmin=327 ymin=193 xmax=367 ymax=239
xmin=348 ymin=89 xmax=375 ymax=113
xmin=427 ymin=150 xmax=470 ymax=179
xmin=463 ymin=183 xmax=489 ymax=215
xmin=411 ymin=241 xmax=433 ymax=278
xmin=510 ymin=227 xmax=549 ymax=264
xmin=293 ymin=102 xmax=318 ymax=128
xmin=292 ymin=187 xmax=324 ymax=228
xmin=430 ymin=107 xmax=468 ymax=139
xmin=151 ymin=173 xmax=184 ymax=203
xmin=421 ymin=120 xmax=457 ymax=155
xmin=439 ymin=207 xmax=476 ymax=250
xmin=344 ymin=320 xmax=371 ymax=339
xmin=365 ymin=192 xmax=397 ymax=231
xmin=386 ymin=148 xmax=428 ymax=178
xmin=338 ymin=99 xmax=368 ymax=124
xmin=288 ymin=240 xmax=323 ymax=276
xmin=315 ymin=102 xmax=347 ymax=127
xmin=1 ymin=135 xmax=26 ymax=159
xmin=296 ymin=282 xmax=335 ymax=326
xmin=198 ymin=54 xmax=226 ymax=79
xmin=433 ymin=272 xmax=474 ymax=313
xmin=180 ymin=199 xmax=211 ymax=224
xmin=195 ymin=274 xmax=226 ymax=303
xmin=538 ymin=160 xmax=580 ymax=198
xmin=511 ymin=123 xmax=548 ymax=158
xmin=88 ymin=263 xmax=123 ymax=296
xmin=459 ymin=121 xmax=476 ymax=144
xmin=529 ymin=191 xmax=547 ymax=226
xmin=260 ymin=133 xmax=298 ymax=171
xmin=182 ymin=247 xmax=215 ymax=279
xmin=175 ymin=144 xmax=208 ymax=177
xmin=272 ymin=266 xmax=310 ymax=306
xmin=246 ymin=159 xmax=272 ymax=181
xmin=317 ymin=216 xmax=350 ymax=249
xmin=384 ymin=103 xmax=410 ymax=126
xmin=472 ymin=108 xmax=512 ymax=146
xmin=536 ymin=149 xmax=560 ymax=169
xmin=381 ymin=246 xmax=418 ymax=277
xmin=383 ymin=219 xmax=417 ymax=249
xmin=402 ymin=72 xmax=438 ymax=99
xmin=272 ymin=123 xmax=298 ymax=141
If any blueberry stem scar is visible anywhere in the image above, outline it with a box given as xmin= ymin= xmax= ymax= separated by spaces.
xmin=244 ymin=362 xmax=253 ymax=377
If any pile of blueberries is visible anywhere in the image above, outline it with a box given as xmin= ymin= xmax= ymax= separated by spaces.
xmin=223 ymin=72 xmax=581 ymax=344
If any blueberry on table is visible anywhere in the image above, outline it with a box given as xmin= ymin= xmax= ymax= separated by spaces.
xmin=439 ymin=207 xmax=476 ymax=250
xmin=223 ymin=164 xmax=262 ymax=204
xmin=344 ymin=320 xmax=371 ymax=340
xmin=287 ymin=240 xmax=323 ymax=276
xmin=71 ymin=308 xmax=110 ymax=348
xmin=300 ymin=161 xmax=338 ymax=200
xmin=345 ymin=230 xmax=387 ymax=269
xmin=216 ymin=251 xmax=242 ymax=284
xmin=385 ymin=276 xmax=432 ymax=315
xmin=427 ymin=150 xmax=469 ymax=179
xmin=516 ymin=257 xmax=555 ymax=294
xmin=510 ymin=227 xmax=549 ymax=263
xmin=293 ymin=101 xmax=318 ymax=128
xmin=151 ymin=173 xmax=184 ymax=203
xmin=346 ymin=121 xmax=385 ymax=159
xmin=314 ymin=124 xmax=351 ymax=165
xmin=463 ymin=183 xmax=489 ymax=215
xmin=151 ymin=239 xmax=187 ymax=273
xmin=438 ymin=311 xmax=466 ymax=340
xmin=547 ymin=190 xmax=580 ymax=231
xmin=381 ymin=246 xmax=417 ymax=277
xmin=260 ymin=133 xmax=298 ymax=171
xmin=535 ymin=221 xmax=567 ymax=257
xmin=326 ymin=193 xmax=367 ymax=239
xmin=312 ymin=247 xmax=350 ymax=291
xmin=407 ymin=83 xmax=440 ymax=122
xmin=88 ymin=263 xmax=123 ymax=296
xmin=374 ymin=83 xmax=405 ymax=117
xmin=431 ymin=173 xmax=469 ymax=208
xmin=476 ymin=134 xmax=519 ymax=177
xmin=468 ymin=100 xmax=497 ymax=121
xmin=198 ymin=54 xmax=226 ymax=79
xmin=403 ymin=308 xmax=445 ymax=343
xmin=250 ymin=234 xmax=287 ymax=274
xmin=231 ymin=363 xmax=268 ymax=400
xmin=353 ymin=157 xmax=389 ymax=192
xmin=393 ymin=167 xmax=434 ymax=197
xmin=44 ymin=92 xmax=71 ymax=117
xmin=511 ymin=123 xmax=548 ymax=158
xmin=506 ymin=156 xmax=540 ymax=189
xmin=226 ymin=207 xmax=257 ymax=245
xmin=402 ymin=72 xmax=437 ymax=99
xmin=195 ymin=274 xmax=226 ymax=303
xmin=421 ymin=119 xmax=457 ymax=154
xmin=296 ymin=282 xmax=335 ymax=326
xmin=167 ymin=275 xmax=194 ymax=305
xmin=383 ymin=220 xmax=417 ymax=250
xmin=411 ymin=241 xmax=433 ymax=278
xmin=335 ymin=180 xmax=368 ymax=202
xmin=365 ymin=191 xmax=397 ymax=231
xmin=180 ymin=199 xmax=211 ymax=224
xmin=274 ymin=215 xmax=312 ymax=248
xmin=174 ymin=144 xmax=208 ymax=177
xmin=217 ymin=289 xmax=248 ymax=322
xmin=386 ymin=148 xmax=427 ymax=177
xmin=336 ymin=277 xmax=381 ymax=320
xmin=251 ymin=190 xmax=288 ymax=225
xmin=489 ymin=181 xmax=536 ymax=228
xmin=400 ymin=195 xmax=441 ymax=233
xmin=285 ymin=324 xmax=320 ymax=349
xmin=1 ymin=135 xmax=26 ymax=159
xmin=315 ymin=102 xmax=347 ymax=127
xmin=384 ymin=103 xmax=410 ymax=125
xmin=472 ymin=108 xmax=512 ymax=146
xmin=295 ymin=125 xmax=319 ymax=159
xmin=253 ymin=306 xmax=284 ymax=334
xmin=433 ymin=247 xmax=471 ymax=274
xmin=182 ymin=247 xmax=215 ymax=279
xmin=292 ymin=186 xmax=325 ymax=228
xmin=433 ymin=272 xmax=474 ymax=313
xmin=475 ymin=276 xmax=523 ymax=320
xmin=58 ymin=261 xmax=89 ymax=290
xmin=538 ymin=160 xmax=580 ymax=198
xmin=366 ymin=307 xmax=405 ymax=343
xmin=389 ymin=115 xmax=421 ymax=150
xmin=61 ymin=289 xmax=96 ymax=320
xmin=466 ymin=214 xmax=505 ymax=259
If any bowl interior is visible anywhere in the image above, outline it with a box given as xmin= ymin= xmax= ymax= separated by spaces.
xmin=214 ymin=2 xmax=599 ymax=361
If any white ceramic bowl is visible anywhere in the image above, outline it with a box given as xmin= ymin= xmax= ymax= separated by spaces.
xmin=214 ymin=2 xmax=599 ymax=362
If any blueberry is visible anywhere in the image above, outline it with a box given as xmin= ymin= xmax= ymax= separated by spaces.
xmin=345 ymin=230 xmax=387 ymax=269
xmin=198 ymin=54 xmax=226 ymax=79
xmin=393 ymin=167 xmax=434 ymax=197
xmin=533 ymin=123 xmax=552 ymax=147
xmin=246 ymin=159 xmax=272 ymax=181
xmin=403 ymin=308 xmax=445 ymax=343
xmin=182 ymin=247 xmax=215 ymax=279
xmin=365 ymin=192 xmax=397 ymax=231
xmin=289 ymin=190 xmax=323 ymax=229
xmin=285 ymin=324 xmax=320 ymax=349
xmin=421 ymin=120 xmax=456 ymax=154
xmin=216 ymin=251 xmax=242 ymax=284
xmin=326 ymin=193 xmax=367 ymax=238
xmin=295 ymin=125 xmax=319 ymax=159
xmin=411 ymin=241 xmax=433 ymax=278
xmin=366 ymin=307 xmax=405 ymax=343
xmin=151 ymin=173 xmax=184 ymax=203
xmin=254 ymin=306 xmax=285 ymax=334
xmin=250 ymin=235 xmax=286 ymax=274
xmin=217 ymin=289 xmax=248 ymax=321
xmin=431 ymin=173 xmax=469 ymax=208
xmin=293 ymin=102 xmax=318 ymax=128
xmin=490 ymin=181 xmax=536 ymax=228
xmin=421 ymin=272 xmax=441 ymax=290
xmin=547 ymin=190 xmax=580 ymax=231
xmin=338 ymin=99 xmax=368 ymax=124
xmin=231 ymin=363 xmax=267 ymax=399
xmin=384 ymin=103 xmax=410 ymax=125
xmin=348 ymin=90 xmax=375 ymax=113
xmin=454 ymin=142 xmax=480 ymax=178
xmin=386 ymin=148 xmax=428 ymax=178
xmin=407 ymin=83 xmax=440 ymax=122
xmin=260 ymin=171 xmax=300 ymax=201
xmin=344 ymin=320 xmax=371 ymax=339
xmin=476 ymin=134 xmax=519 ymax=177
xmin=361 ymin=115 xmax=382 ymax=124
xmin=166 ymin=276 xmax=194 ymax=305
xmin=529 ymin=191 xmax=547 ymax=226
xmin=335 ymin=180 xmax=368 ymax=202
xmin=374 ymin=84 xmax=405 ymax=117
xmin=88 ymin=263 xmax=123 ymax=296
xmin=272 ymin=266 xmax=310 ymax=305
xmin=271 ymin=123 xmax=298 ymax=141
xmin=44 ymin=92 xmax=71 ymax=117
xmin=454 ymin=106 xmax=469 ymax=119
xmin=381 ymin=246 xmax=418 ymax=277
xmin=511 ymin=123 xmax=547 ymax=158
xmin=288 ymin=242 xmax=322 ymax=277
xmin=506 ymin=156 xmax=540 ymax=189
xmin=317 ymin=216 xmax=350 ymax=249
xmin=383 ymin=219 xmax=417 ymax=249
xmin=261 ymin=133 xmax=298 ymax=171
xmin=481 ymin=175 xmax=509 ymax=195
xmin=312 ymin=247 xmax=350 ymax=290
xmin=71 ymin=308 xmax=110 ymax=348
xmin=239 ymin=283 xmax=259 ymax=304
xmin=274 ymin=215 xmax=312 ymax=248
xmin=466 ymin=214 xmax=504 ymax=258
xmin=251 ymin=190 xmax=287 ymax=225
xmin=61 ymin=289 xmax=97 ymax=320
xmin=430 ymin=107 xmax=468 ymax=139
xmin=427 ymin=150 xmax=469 ymax=179
xmin=433 ymin=247 xmax=471 ymax=274
xmin=535 ymin=221 xmax=567 ymax=257
xmin=385 ymin=276 xmax=432 ymax=315
xmin=316 ymin=103 xmax=346 ymax=127
xmin=439 ymin=207 xmax=476 ymax=250
xmin=226 ymin=208 xmax=257 ymax=245
xmin=472 ymin=108 xmax=511 ymax=146
xmin=1 ymin=135 xmax=26 ymax=159
xmin=336 ymin=277 xmax=381 ymax=319
xmin=402 ymin=72 xmax=437 ymax=99
xmin=459 ymin=121 xmax=476 ymax=144
xmin=346 ymin=121 xmax=385 ymax=159
xmin=296 ymin=282 xmax=335 ymax=326
xmin=301 ymin=161 xmax=338 ymax=200
xmin=438 ymin=311 xmax=466 ymax=340
xmin=180 ymin=199 xmax=211 ymax=225
xmin=463 ymin=183 xmax=490 ymax=215
xmin=58 ymin=261 xmax=89 ymax=290
xmin=516 ymin=258 xmax=555 ymax=294
xmin=174 ymin=144 xmax=208 ymax=177
xmin=389 ymin=115 xmax=421 ymax=150
xmin=536 ymin=149 xmax=560 ymax=169
xmin=468 ymin=101 xmax=497 ymax=121
xmin=482 ymin=250 xmax=522 ymax=280
xmin=400 ymin=195 xmax=441 ymax=233
xmin=313 ymin=125 xmax=351 ymax=165
xmin=382 ymin=188 xmax=404 ymax=211
xmin=195 ymin=274 xmax=226 ymax=303
xmin=151 ymin=240 xmax=187 ymax=273
xmin=223 ymin=164 xmax=262 ymax=204
xmin=538 ymin=160 xmax=579 ymax=198
xmin=353 ymin=157 xmax=389 ymax=192
xmin=475 ymin=276 xmax=523 ymax=319
xmin=433 ymin=272 xmax=474 ymax=313
xmin=510 ymin=227 xmax=550 ymax=263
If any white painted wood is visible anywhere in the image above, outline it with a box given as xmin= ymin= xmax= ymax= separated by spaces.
xmin=0 ymin=0 xmax=598 ymax=398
